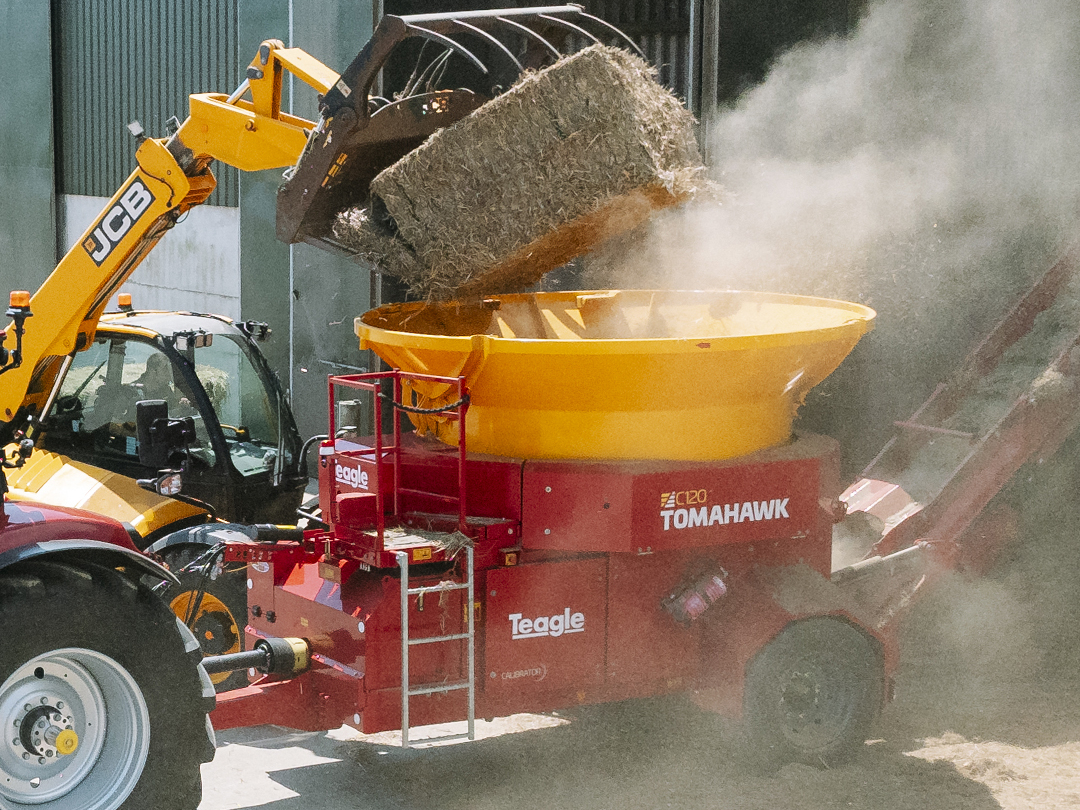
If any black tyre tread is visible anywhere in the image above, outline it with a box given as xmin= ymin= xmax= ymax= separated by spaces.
xmin=0 ymin=558 xmax=215 ymax=810
xmin=744 ymin=617 xmax=882 ymax=769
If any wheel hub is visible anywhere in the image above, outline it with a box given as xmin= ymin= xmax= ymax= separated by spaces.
xmin=15 ymin=702 xmax=78 ymax=760
xmin=192 ymin=608 xmax=239 ymax=656
xmin=781 ymin=670 xmax=821 ymax=717
xmin=778 ymin=665 xmax=849 ymax=747
xmin=0 ymin=649 xmax=148 ymax=808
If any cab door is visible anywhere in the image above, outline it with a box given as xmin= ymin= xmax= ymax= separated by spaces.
xmin=38 ymin=335 xmax=225 ymax=506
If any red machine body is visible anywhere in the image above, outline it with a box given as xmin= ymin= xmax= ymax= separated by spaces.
xmin=211 ymin=248 xmax=1080 ymax=745
xmin=213 ymin=373 xmax=887 ymax=734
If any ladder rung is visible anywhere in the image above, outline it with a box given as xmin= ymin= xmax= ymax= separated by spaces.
xmin=409 ymin=633 xmax=470 ymax=645
xmin=408 ymin=681 xmax=469 ymax=696
xmin=407 ymin=582 xmax=469 ymax=595
xmin=399 ymin=545 xmax=475 ymax=748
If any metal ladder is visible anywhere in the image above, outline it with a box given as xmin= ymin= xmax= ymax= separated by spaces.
xmin=396 ymin=546 xmax=475 ymax=747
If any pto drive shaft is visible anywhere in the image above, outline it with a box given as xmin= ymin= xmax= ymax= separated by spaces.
xmin=202 ymin=637 xmax=309 ymax=677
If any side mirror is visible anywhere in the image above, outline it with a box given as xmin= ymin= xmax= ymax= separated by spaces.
xmin=135 ymin=399 xmax=195 ymax=469
xmin=0 ymin=435 xmax=34 ymax=497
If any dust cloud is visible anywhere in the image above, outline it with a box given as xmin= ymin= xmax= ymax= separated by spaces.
xmin=584 ymin=0 xmax=1080 ymax=749
xmin=586 ymin=0 xmax=1080 ymax=468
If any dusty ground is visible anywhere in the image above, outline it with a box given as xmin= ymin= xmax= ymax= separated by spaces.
xmin=199 ymin=450 xmax=1080 ymax=810
xmin=199 ymin=668 xmax=1080 ymax=810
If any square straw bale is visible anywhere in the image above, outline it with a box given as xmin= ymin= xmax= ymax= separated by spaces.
xmin=333 ymin=44 xmax=707 ymax=300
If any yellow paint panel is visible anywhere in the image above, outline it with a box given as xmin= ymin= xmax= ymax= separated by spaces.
xmin=356 ymin=289 xmax=875 ymax=461
xmin=5 ymin=449 xmax=208 ymax=538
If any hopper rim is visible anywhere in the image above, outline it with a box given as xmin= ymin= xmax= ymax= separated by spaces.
xmin=356 ymin=289 xmax=877 ymax=355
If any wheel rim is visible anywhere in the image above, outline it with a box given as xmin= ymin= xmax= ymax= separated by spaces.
xmin=0 ymin=649 xmax=149 ymax=809
xmin=170 ymin=591 xmax=241 ymax=685
xmin=776 ymin=661 xmax=856 ymax=750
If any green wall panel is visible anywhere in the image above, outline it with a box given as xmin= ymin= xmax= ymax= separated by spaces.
xmin=52 ymin=0 xmax=240 ymax=206
xmin=238 ymin=0 xmax=290 ymax=416
xmin=0 ymin=2 xmax=56 ymax=294
xmin=238 ymin=0 xmax=376 ymax=442
xmin=287 ymin=0 xmax=377 ymax=440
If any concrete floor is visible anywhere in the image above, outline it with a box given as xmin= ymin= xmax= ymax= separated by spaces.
xmin=198 ymin=715 xmax=569 ymax=810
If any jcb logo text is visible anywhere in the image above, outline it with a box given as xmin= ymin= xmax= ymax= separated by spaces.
xmin=83 ymin=179 xmax=155 ymax=266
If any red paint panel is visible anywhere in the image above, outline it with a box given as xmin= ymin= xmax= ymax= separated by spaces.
xmin=635 ymin=457 xmax=821 ymax=551
xmin=362 ymin=687 xmax=468 ymax=734
xmin=324 ymin=434 xmax=524 ymax=526
xmin=606 ymin=553 xmax=703 ymax=687
xmin=400 ymin=440 xmax=524 ymax=521
xmin=484 ymin=558 xmax=607 ymax=694
xmin=521 ymin=465 xmax=634 ymax=551
xmin=249 ymin=567 xmax=369 ymax=671
xmin=212 ymin=669 xmax=360 ymax=731
xmin=0 ymin=501 xmax=137 ymax=555
xmin=522 ymin=452 xmax=825 ymax=553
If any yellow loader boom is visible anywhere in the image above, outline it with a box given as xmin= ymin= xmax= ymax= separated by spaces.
xmin=0 ymin=42 xmax=337 ymax=424
xmin=2 ymin=4 xmax=621 ymax=427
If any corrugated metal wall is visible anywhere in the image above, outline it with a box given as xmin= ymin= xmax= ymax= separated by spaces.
xmin=0 ymin=2 xmax=57 ymax=294
xmin=52 ymin=0 xmax=240 ymax=205
xmin=583 ymin=1 xmax=692 ymax=103
xmin=383 ymin=1 xmax=695 ymax=105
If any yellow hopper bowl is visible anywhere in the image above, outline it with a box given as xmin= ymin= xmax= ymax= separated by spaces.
xmin=356 ymin=290 xmax=875 ymax=461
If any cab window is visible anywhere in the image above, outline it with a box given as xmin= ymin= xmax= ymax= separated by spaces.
xmin=46 ymin=337 xmax=216 ymax=467
xmin=188 ymin=333 xmax=294 ymax=477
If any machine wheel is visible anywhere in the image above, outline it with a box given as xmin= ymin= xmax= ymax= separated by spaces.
xmin=743 ymin=617 xmax=882 ymax=769
xmin=0 ymin=559 xmax=215 ymax=810
xmin=160 ymin=544 xmax=250 ymax=691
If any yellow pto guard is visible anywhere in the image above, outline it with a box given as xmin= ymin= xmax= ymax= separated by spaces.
xmin=357 ymin=290 xmax=875 ymax=461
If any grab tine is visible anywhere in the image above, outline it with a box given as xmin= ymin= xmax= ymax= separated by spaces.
xmin=577 ymin=11 xmax=646 ymax=57
xmin=404 ymin=23 xmax=489 ymax=74
xmin=537 ymin=13 xmax=602 ymax=46
xmin=452 ymin=19 xmax=525 ymax=74
xmin=495 ymin=16 xmax=562 ymax=59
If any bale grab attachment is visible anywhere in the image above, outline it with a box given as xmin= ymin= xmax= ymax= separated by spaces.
xmin=276 ymin=5 xmax=641 ymax=249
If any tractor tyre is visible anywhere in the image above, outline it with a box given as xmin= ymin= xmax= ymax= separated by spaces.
xmin=743 ymin=617 xmax=882 ymax=769
xmin=159 ymin=544 xmax=250 ymax=692
xmin=0 ymin=559 xmax=216 ymax=810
